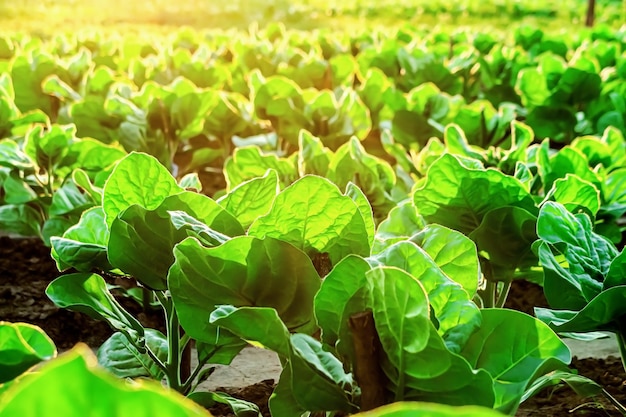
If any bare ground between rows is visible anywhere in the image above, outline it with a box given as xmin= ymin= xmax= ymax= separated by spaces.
xmin=1 ymin=235 xmax=626 ymax=416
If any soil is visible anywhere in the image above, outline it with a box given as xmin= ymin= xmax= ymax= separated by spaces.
xmin=2 ymin=235 xmax=626 ymax=416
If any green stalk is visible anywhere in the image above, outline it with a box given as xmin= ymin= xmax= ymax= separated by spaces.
xmin=483 ymin=280 xmax=496 ymax=308
xmin=154 ymin=291 xmax=183 ymax=392
xmin=495 ymin=281 xmax=512 ymax=308
xmin=181 ymin=344 xmax=218 ymax=394
xmin=616 ymin=330 xmax=626 ymax=374
xmin=602 ymin=388 xmax=626 ymax=415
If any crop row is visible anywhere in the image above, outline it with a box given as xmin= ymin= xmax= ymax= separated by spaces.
xmin=1 ymin=23 xmax=626 ymax=416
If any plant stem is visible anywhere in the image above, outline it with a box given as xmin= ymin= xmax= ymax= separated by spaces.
xmin=182 ymin=346 xmax=218 ymax=394
xmin=155 ymin=291 xmax=183 ymax=392
xmin=616 ymin=329 xmax=626 ymax=374
xmin=495 ymin=281 xmax=512 ymax=308
xmin=144 ymin=345 xmax=168 ymax=375
xmin=602 ymin=388 xmax=626 ymax=415
xmin=483 ymin=280 xmax=496 ymax=308
xmin=167 ymin=301 xmax=183 ymax=392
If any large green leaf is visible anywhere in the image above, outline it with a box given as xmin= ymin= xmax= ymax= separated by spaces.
xmin=412 ymin=224 xmax=480 ymax=297
xmin=103 ymin=152 xmax=183 ymax=228
xmin=537 ymin=201 xmax=615 ymax=310
xmin=536 ymin=144 xmax=600 ymax=192
xmin=298 ymin=130 xmax=333 ymax=177
xmin=535 ymin=285 xmax=626 ymax=334
xmin=368 ymin=243 xmax=480 ymax=353
xmin=210 ymin=306 xmax=355 ymax=415
xmin=217 ymin=169 xmax=279 ymax=230
xmin=469 ymin=206 xmax=538 ymax=280
xmin=459 ymin=309 xmax=571 ymax=414
xmin=51 ymin=207 xmax=111 ymax=272
xmin=0 ymin=322 xmax=56 ymax=384
xmin=108 ymin=191 xmax=243 ymax=290
xmin=366 ymin=267 xmax=493 ymax=406
xmin=249 ymin=175 xmax=370 ymax=265
xmin=169 ymin=236 xmax=321 ymax=339
xmin=413 ymin=154 xmax=536 ymax=236
xmin=314 ymin=255 xmax=372 ymax=364
xmin=45 ymin=273 xmax=144 ymax=346
xmin=352 ymin=401 xmax=506 ymax=417
xmin=97 ymin=329 xmax=168 ymax=380
xmin=0 ymin=204 xmax=42 ymax=238
xmin=543 ymin=174 xmax=600 ymax=218
xmin=0 ymin=346 xmax=211 ymax=417
xmin=224 ymin=146 xmax=297 ymax=190
xmin=373 ymin=201 xmax=425 ymax=253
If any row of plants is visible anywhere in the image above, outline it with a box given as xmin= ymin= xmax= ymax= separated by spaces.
xmin=3 ymin=118 xmax=626 ymax=414
xmin=1 ymin=22 xmax=626 ymax=417
xmin=1 ymin=22 xmax=625 ymax=153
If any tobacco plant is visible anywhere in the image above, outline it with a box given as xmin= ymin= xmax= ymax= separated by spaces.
xmin=46 ymin=152 xmax=577 ymax=416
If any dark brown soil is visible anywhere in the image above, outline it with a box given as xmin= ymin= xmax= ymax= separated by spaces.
xmin=2 ymin=235 xmax=626 ymax=416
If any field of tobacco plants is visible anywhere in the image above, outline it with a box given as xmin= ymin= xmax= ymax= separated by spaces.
xmin=1 ymin=0 xmax=626 ymax=416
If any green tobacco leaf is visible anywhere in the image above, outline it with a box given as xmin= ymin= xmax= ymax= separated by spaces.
xmin=444 ymin=124 xmax=485 ymax=161
xmin=23 ymin=124 xmax=72 ymax=171
xmin=345 ymin=182 xmax=375 ymax=248
xmin=0 ymin=204 xmax=42 ymax=237
xmin=224 ymin=147 xmax=297 ymax=190
xmin=352 ymin=402 xmax=506 ymax=417
xmin=187 ymin=392 xmax=261 ymax=417
xmin=314 ymin=255 xmax=371 ymax=363
xmin=49 ymin=179 xmax=92 ymax=216
xmin=46 ymin=273 xmax=144 ymax=346
xmin=460 ymin=309 xmax=571 ymax=414
xmin=268 ymin=367 xmax=307 ymax=417
xmin=413 ymin=154 xmax=536 ymax=236
xmin=97 ymin=329 xmax=168 ymax=380
xmin=469 ymin=206 xmax=538 ymax=280
xmin=2 ymin=172 xmax=37 ymax=204
xmin=516 ymin=67 xmax=550 ymax=108
xmin=169 ymin=236 xmax=321 ymax=339
xmin=522 ymin=370 xmax=602 ymax=402
xmin=327 ymin=137 xmax=397 ymax=223
xmin=108 ymin=192 xmax=243 ymax=290
xmin=544 ymin=174 xmax=600 ymax=218
xmin=373 ymin=201 xmax=426 ymax=253
xmin=211 ymin=306 xmax=355 ymax=414
xmin=368 ymin=243 xmax=481 ymax=353
xmin=605 ymin=250 xmax=626 ymax=289
xmin=298 ymin=130 xmax=332 ymax=176
xmin=368 ymin=266 xmax=445 ymax=382
xmin=535 ymin=286 xmax=626 ymax=334
xmin=0 ymin=345 xmax=212 ymax=417
xmin=537 ymin=202 xmax=615 ymax=310
xmin=103 ymin=152 xmax=183 ymax=228
xmin=0 ymin=322 xmax=56 ymax=383
xmin=51 ymin=207 xmax=111 ymax=272
xmin=210 ymin=306 xmax=291 ymax=356
xmin=0 ymin=140 xmax=33 ymax=171
xmin=178 ymin=173 xmax=202 ymax=192
xmin=367 ymin=267 xmax=493 ymax=406
xmin=288 ymin=333 xmax=355 ymax=411
xmin=537 ymin=144 xmax=600 ymax=192
xmin=412 ymin=224 xmax=480 ymax=297
xmin=602 ymin=169 xmax=626 ymax=220
xmin=217 ymin=169 xmax=279 ymax=229
xmin=249 ymin=176 xmax=370 ymax=265
xmin=108 ymin=205 xmax=188 ymax=291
